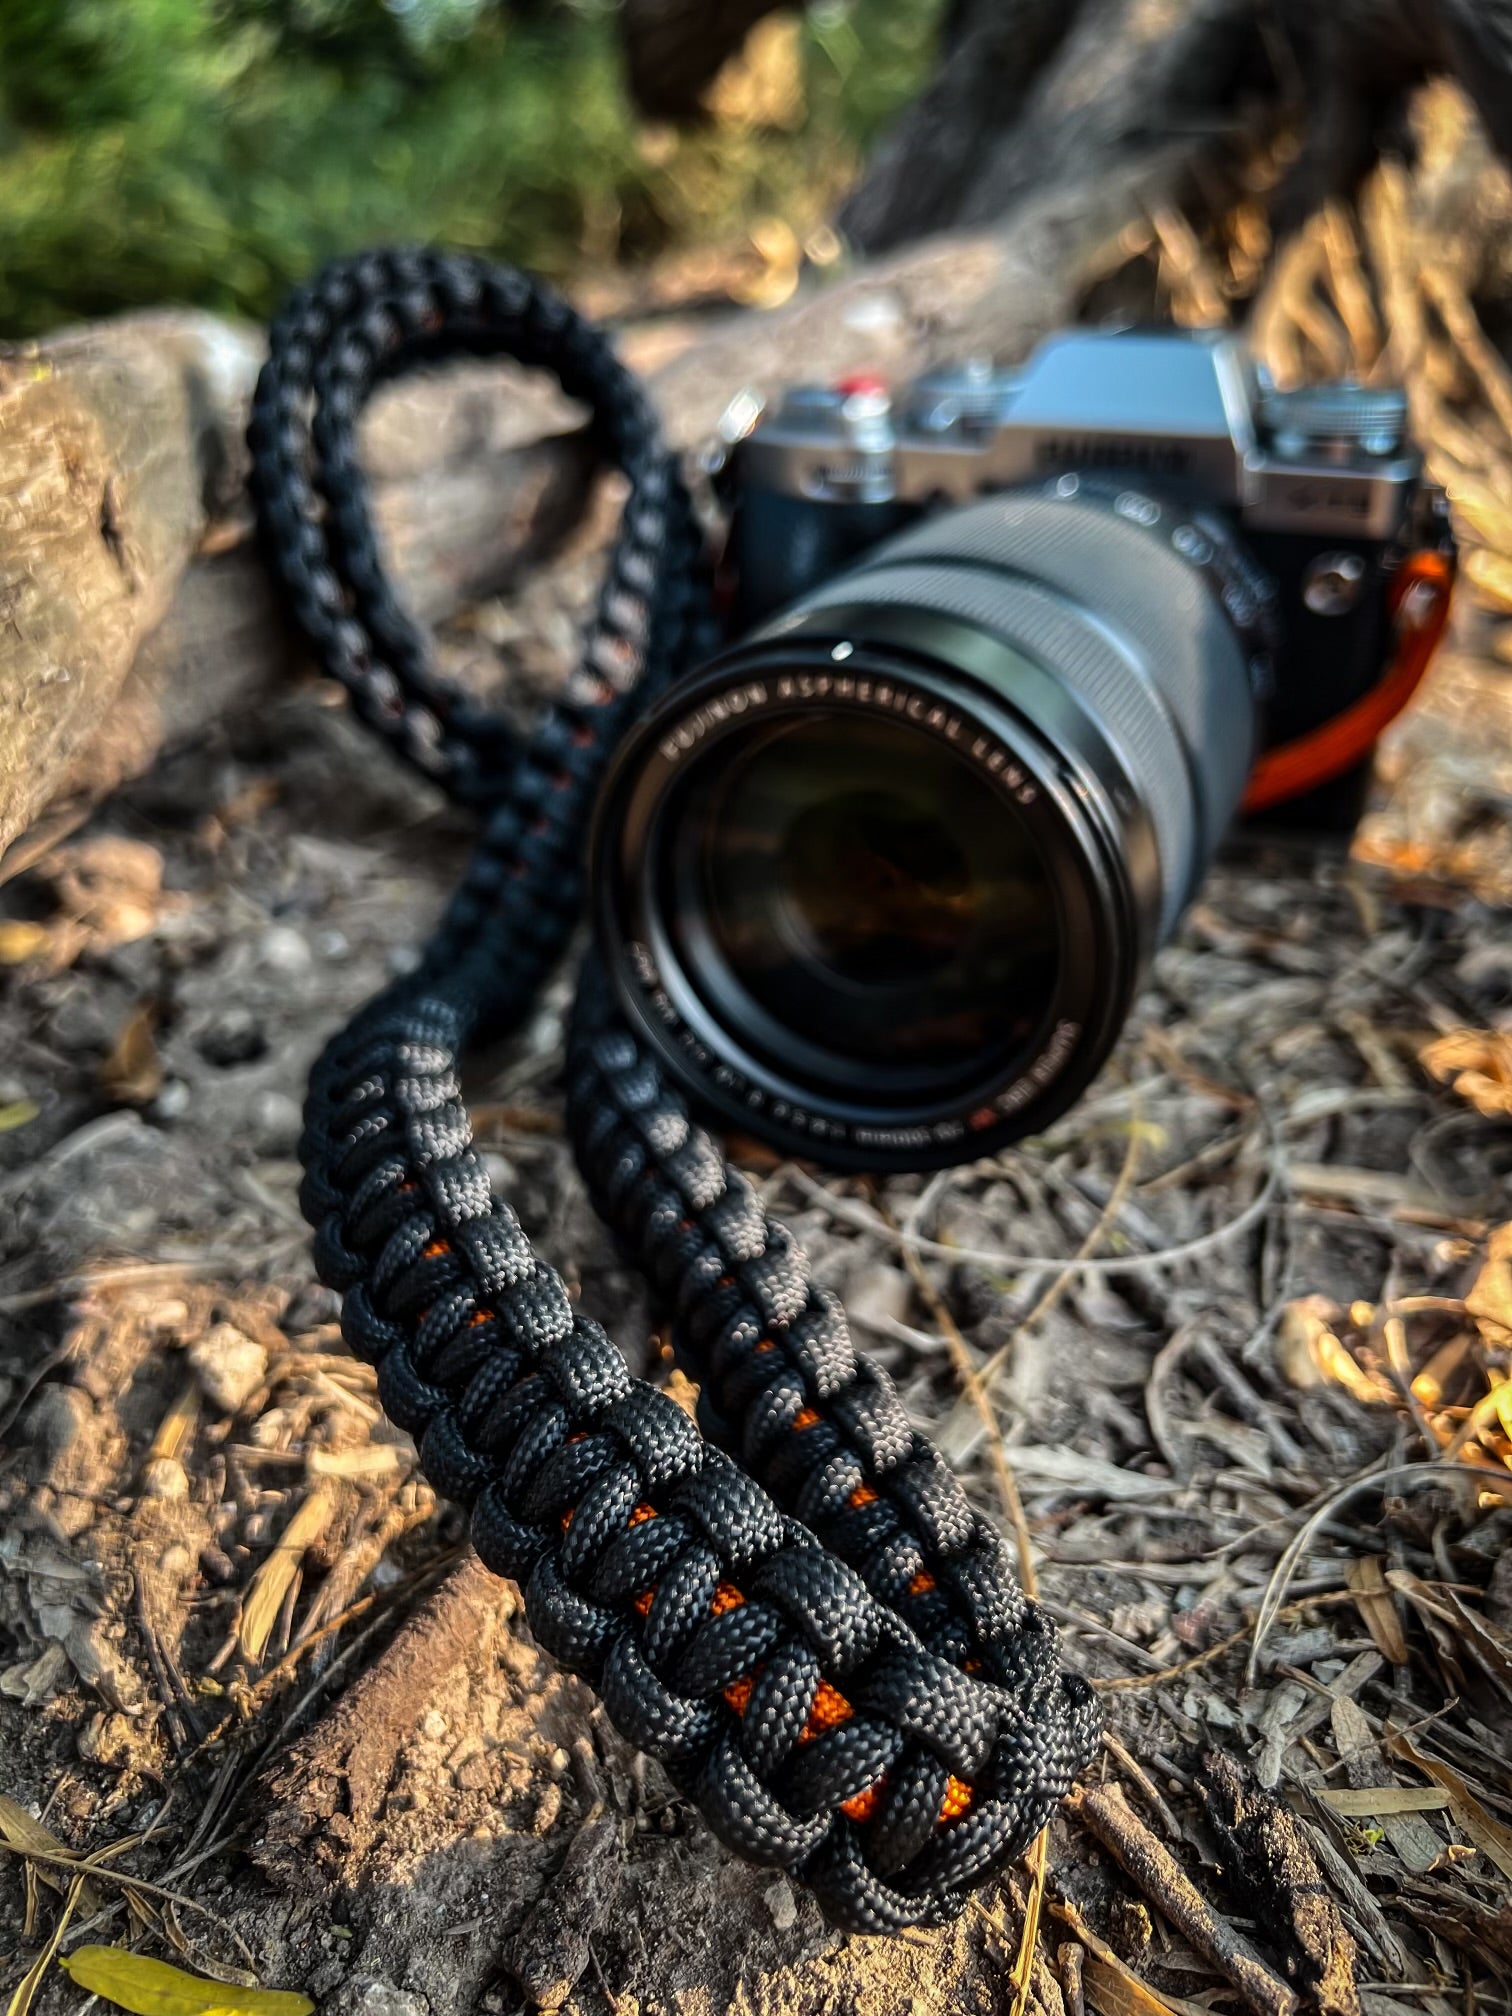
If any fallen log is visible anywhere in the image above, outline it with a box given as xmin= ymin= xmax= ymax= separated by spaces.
xmin=0 ymin=316 xmax=603 ymax=859
xmin=0 ymin=183 xmax=1179 ymax=862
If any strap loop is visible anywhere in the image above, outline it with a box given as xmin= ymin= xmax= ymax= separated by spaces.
xmin=251 ymin=248 xmax=1100 ymax=1932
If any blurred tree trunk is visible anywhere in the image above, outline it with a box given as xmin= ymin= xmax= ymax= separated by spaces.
xmin=620 ymin=0 xmax=1512 ymax=255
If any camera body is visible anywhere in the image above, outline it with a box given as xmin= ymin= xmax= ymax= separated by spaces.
xmin=722 ymin=329 xmax=1433 ymax=767
xmin=593 ymin=330 xmax=1452 ymax=1172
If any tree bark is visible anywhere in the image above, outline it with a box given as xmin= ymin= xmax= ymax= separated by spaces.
xmin=841 ymin=0 xmax=1512 ymax=252
xmin=0 ymin=316 xmax=259 ymax=862
xmin=0 ymin=321 xmax=595 ymax=859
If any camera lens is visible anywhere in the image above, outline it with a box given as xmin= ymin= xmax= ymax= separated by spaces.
xmin=594 ymin=480 xmax=1268 ymax=1169
xmin=677 ymin=709 xmax=1060 ymax=1076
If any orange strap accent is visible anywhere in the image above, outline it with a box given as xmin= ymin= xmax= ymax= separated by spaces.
xmin=1239 ymin=548 xmax=1454 ymax=816
xmin=842 ymin=1780 xmax=885 ymax=1824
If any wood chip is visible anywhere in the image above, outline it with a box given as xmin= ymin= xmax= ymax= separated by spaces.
xmin=239 ymin=1482 xmax=337 ymax=1665
xmin=1199 ymin=1754 xmax=1364 ymax=2016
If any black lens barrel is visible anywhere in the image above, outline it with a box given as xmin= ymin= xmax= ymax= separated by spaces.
xmin=592 ymin=481 xmax=1264 ymax=1171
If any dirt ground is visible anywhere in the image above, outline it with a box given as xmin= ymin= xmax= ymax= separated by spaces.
xmin=2 ymin=504 xmax=1512 ymax=2016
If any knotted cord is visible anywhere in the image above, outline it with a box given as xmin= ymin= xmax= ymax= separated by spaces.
xmin=249 ymin=247 xmax=1100 ymax=1933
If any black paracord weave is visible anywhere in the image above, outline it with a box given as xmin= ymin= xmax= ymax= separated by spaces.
xmin=249 ymin=247 xmax=1101 ymax=1934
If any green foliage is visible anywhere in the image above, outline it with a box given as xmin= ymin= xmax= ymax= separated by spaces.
xmin=0 ymin=0 xmax=941 ymax=337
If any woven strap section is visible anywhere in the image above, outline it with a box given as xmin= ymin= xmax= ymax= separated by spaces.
xmin=250 ymin=248 xmax=1101 ymax=1933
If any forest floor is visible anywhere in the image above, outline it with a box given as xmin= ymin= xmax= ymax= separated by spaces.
xmin=2 ymin=457 xmax=1512 ymax=2016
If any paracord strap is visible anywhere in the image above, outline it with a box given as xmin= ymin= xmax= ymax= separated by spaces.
xmin=250 ymin=248 xmax=1100 ymax=1933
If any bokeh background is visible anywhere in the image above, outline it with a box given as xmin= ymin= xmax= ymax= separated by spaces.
xmin=0 ymin=0 xmax=938 ymax=338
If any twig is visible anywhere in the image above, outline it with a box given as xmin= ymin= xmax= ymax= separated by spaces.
xmin=1096 ymin=1590 xmax=1360 ymax=1692
xmin=977 ymin=1117 xmax=1146 ymax=1390
xmin=1058 ymin=1941 xmax=1087 ymax=2016
xmin=0 ymin=1842 xmax=255 ymax=1966
xmin=1100 ymin=1731 xmax=1184 ymax=1841
xmin=895 ymin=1236 xmax=1039 ymax=1597
xmin=1069 ymin=1782 xmax=1300 ymax=2016
xmin=1420 ymin=262 xmax=1512 ymax=446
xmin=1247 ymin=1460 xmax=1501 ymax=1682
xmin=1320 ymin=202 xmax=1381 ymax=372
xmin=789 ymin=1105 xmax=1281 ymax=1277
xmin=871 ymin=1201 xmax=1049 ymax=2016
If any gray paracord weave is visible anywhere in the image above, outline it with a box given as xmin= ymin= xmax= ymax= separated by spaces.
xmin=249 ymin=247 xmax=1101 ymax=1934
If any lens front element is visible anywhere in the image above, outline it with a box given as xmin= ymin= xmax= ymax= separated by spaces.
xmin=682 ymin=710 xmax=1059 ymax=1078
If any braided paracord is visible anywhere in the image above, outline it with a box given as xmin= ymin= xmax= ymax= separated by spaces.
xmin=251 ymin=248 xmax=1101 ymax=1933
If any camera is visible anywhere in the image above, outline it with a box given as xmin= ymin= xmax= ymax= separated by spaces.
xmin=591 ymin=329 xmax=1455 ymax=1172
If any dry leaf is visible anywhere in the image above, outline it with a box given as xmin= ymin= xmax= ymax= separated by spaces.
xmin=7 ymin=1874 xmax=87 ymax=2016
xmin=1386 ymin=1571 xmax=1512 ymax=1698
xmin=704 ymin=14 xmax=804 ymax=130
xmin=1319 ymin=1786 xmax=1451 ymax=1816
xmin=1411 ymin=1332 xmax=1473 ymax=1407
xmin=730 ymin=215 xmax=802 ymax=310
xmin=1277 ymin=1296 xmax=1393 ymax=1404
xmin=100 ymin=1004 xmax=163 ymax=1107
xmin=1082 ymin=1955 xmax=1182 ymax=2016
xmin=0 ymin=920 xmax=49 ymax=965
xmin=1466 ymin=1224 xmax=1512 ymax=1349
xmin=1385 ymin=1725 xmax=1512 ymax=1881
xmin=1048 ymin=1901 xmax=1183 ymax=2016
xmin=58 ymin=1946 xmax=313 ymax=2016
xmin=0 ymin=1795 xmax=99 ymax=1913
xmin=1421 ymin=1030 xmax=1512 ymax=1119
xmin=1346 ymin=1557 xmax=1409 ymax=1665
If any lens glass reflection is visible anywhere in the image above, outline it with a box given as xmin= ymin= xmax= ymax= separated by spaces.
xmin=676 ymin=709 xmax=1060 ymax=1076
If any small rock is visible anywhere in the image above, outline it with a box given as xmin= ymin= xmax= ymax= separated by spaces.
xmin=140 ymin=1457 xmax=188 ymax=1501
xmin=419 ymin=1708 xmax=449 ymax=1740
xmin=250 ymin=1089 xmax=302 ymax=1151
xmin=531 ymin=1781 xmax=564 ymax=1836
xmin=150 ymin=1078 xmax=192 ymax=1121
xmin=283 ymin=1281 xmax=341 ymax=1329
xmin=764 ymin=1875 xmax=797 ymax=1930
xmin=349 ymin=1983 xmax=430 ymax=2016
xmin=259 ymin=925 xmax=312 ymax=974
xmin=187 ymin=1323 xmax=268 ymax=1415
xmin=196 ymin=1006 xmax=267 ymax=1068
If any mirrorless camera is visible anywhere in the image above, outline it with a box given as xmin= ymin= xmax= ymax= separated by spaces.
xmin=591 ymin=329 xmax=1455 ymax=1171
